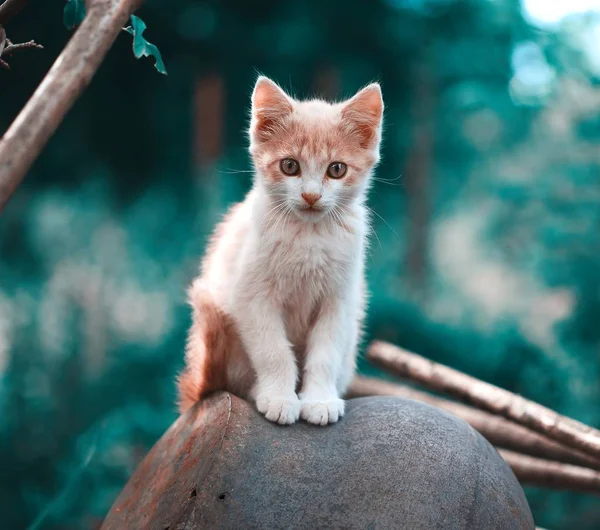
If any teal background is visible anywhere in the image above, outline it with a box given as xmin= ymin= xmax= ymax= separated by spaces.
xmin=1 ymin=0 xmax=599 ymax=528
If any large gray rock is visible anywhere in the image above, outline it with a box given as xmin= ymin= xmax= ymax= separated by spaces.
xmin=102 ymin=392 xmax=535 ymax=529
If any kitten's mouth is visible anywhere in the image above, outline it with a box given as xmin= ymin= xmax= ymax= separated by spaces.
xmin=295 ymin=205 xmax=327 ymax=220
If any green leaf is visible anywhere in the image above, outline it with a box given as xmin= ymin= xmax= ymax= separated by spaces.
xmin=63 ymin=0 xmax=86 ymax=29
xmin=123 ymin=15 xmax=167 ymax=75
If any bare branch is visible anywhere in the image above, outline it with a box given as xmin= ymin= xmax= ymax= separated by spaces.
xmin=0 ymin=37 xmax=43 ymax=68
xmin=0 ymin=25 xmax=5 ymax=56
xmin=348 ymin=376 xmax=600 ymax=471
xmin=0 ymin=0 xmax=145 ymax=213
xmin=367 ymin=341 xmax=600 ymax=459
xmin=0 ymin=0 xmax=30 ymax=26
xmin=2 ymin=38 xmax=43 ymax=55
xmin=0 ymin=1 xmax=41 ymax=69
xmin=499 ymin=449 xmax=600 ymax=494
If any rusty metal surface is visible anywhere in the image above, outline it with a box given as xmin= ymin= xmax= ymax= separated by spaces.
xmin=101 ymin=392 xmax=234 ymax=530
xmin=102 ymin=393 xmax=535 ymax=530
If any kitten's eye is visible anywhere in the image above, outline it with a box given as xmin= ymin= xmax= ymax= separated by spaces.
xmin=280 ymin=158 xmax=300 ymax=176
xmin=327 ymin=162 xmax=347 ymax=179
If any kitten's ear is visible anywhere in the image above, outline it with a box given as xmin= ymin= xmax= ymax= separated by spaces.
xmin=251 ymin=76 xmax=293 ymax=143
xmin=341 ymin=83 xmax=384 ymax=149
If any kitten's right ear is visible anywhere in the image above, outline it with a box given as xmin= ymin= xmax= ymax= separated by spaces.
xmin=251 ymin=76 xmax=293 ymax=143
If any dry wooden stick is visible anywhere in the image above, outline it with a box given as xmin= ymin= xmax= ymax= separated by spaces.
xmin=0 ymin=37 xmax=43 ymax=69
xmin=2 ymin=38 xmax=43 ymax=55
xmin=0 ymin=0 xmax=41 ymax=70
xmin=0 ymin=25 xmax=5 ymax=57
xmin=0 ymin=0 xmax=144 ymax=212
xmin=0 ymin=0 xmax=30 ymax=25
xmin=348 ymin=376 xmax=600 ymax=471
xmin=499 ymin=449 xmax=600 ymax=494
xmin=368 ymin=340 xmax=600 ymax=460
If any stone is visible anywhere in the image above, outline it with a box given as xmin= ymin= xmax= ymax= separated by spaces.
xmin=102 ymin=392 xmax=535 ymax=529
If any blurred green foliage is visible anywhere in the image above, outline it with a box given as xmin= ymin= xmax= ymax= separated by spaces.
xmin=63 ymin=0 xmax=85 ymax=29
xmin=1 ymin=0 xmax=599 ymax=528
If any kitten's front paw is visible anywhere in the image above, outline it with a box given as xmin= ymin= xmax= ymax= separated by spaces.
xmin=255 ymin=393 xmax=300 ymax=425
xmin=300 ymin=396 xmax=345 ymax=426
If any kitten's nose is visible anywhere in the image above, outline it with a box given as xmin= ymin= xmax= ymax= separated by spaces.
xmin=301 ymin=192 xmax=321 ymax=207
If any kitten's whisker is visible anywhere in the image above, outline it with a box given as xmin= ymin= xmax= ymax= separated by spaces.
xmin=265 ymin=198 xmax=288 ymax=212
xmin=337 ymin=197 xmax=356 ymax=208
xmin=271 ymin=204 xmax=290 ymax=234
xmin=365 ymin=205 xmax=398 ymax=236
xmin=367 ymin=221 xmax=383 ymax=252
xmin=262 ymin=198 xmax=287 ymax=216
xmin=219 ymin=168 xmax=254 ymax=174
xmin=337 ymin=203 xmax=383 ymax=252
xmin=372 ymin=176 xmax=402 ymax=186
xmin=261 ymin=201 xmax=288 ymax=229
xmin=282 ymin=207 xmax=294 ymax=233
xmin=334 ymin=203 xmax=352 ymax=219
xmin=266 ymin=207 xmax=288 ymax=232
xmin=373 ymin=174 xmax=402 ymax=184
xmin=336 ymin=205 xmax=350 ymax=225
xmin=341 ymin=205 xmax=382 ymax=254
xmin=329 ymin=206 xmax=343 ymax=230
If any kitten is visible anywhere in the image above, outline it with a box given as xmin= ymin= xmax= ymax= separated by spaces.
xmin=178 ymin=76 xmax=383 ymax=426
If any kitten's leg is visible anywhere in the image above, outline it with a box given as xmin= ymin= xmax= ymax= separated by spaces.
xmin=299 ymin=299 xmax=354 ymax=426
xmin=234 ymin=297 xmax=300 ymax=425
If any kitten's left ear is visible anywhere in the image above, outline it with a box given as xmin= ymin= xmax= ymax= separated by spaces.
xmin=341 ymin=83 xmax=384 ymax=149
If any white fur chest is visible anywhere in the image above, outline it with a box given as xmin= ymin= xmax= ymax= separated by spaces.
xmin=261 ymin=222 xmax=356 ymax=350
xmin=262 ymin=220 xmax=360 ymax=305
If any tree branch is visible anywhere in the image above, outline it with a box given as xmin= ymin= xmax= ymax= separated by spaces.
xmin=367 ymin=341 xmax=600 ymax=460
xmin=0 ymin=25 xmax=5 ymax=57
xmin=0 ymin=37 xmax=43 ymax=69
xmin=0 ymin=0 xmax=144 ymax=213
xmin=0 ymin=0 xmax=29 ymax=26
xmin=347 ymin=376 xmax=600 ymax=471
xmin=0 ymin=1 xmax=41 ymax=70
xmin=499 ymin=449 xmax=600 ymax=494
xmin=2 ymin=38 xmax=43 ymax=55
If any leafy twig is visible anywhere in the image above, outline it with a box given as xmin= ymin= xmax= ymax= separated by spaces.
xmin=123 ymin=14 xmax=167 ymax=74
xmin=0 ymin=0 xmax=145 ymax=212
xmin=64 ymin=3 xmax=166 ymax=75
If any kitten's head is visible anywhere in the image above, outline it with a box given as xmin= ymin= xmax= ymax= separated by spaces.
xmin=249 ymin=76 xmax=383 ymax=222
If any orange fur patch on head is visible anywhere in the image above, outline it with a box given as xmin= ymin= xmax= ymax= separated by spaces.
xmin=250 ymin=77 xmax=383 ymax=191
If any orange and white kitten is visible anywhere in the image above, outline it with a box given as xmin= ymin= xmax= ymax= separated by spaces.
xmin=178 ymin=76 xmax=383 ymax=426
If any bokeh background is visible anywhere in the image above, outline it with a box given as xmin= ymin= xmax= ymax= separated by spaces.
xmin=1 ymin=0 xmax=599 ymax=528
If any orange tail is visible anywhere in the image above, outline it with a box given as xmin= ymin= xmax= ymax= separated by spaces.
xmin=177 ymin=283 xmax=230 ymax=413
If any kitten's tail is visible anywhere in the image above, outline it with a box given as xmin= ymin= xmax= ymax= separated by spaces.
xmin=177 ymin=281 xmax=230 ymax=414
